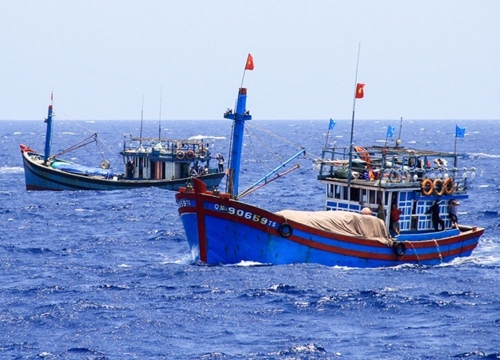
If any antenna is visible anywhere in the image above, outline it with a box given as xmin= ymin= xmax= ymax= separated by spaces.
xmin=140 ymin=95 xmax=144 ymax=145
xmin=158 ymin=86 xmax=163 ymax=140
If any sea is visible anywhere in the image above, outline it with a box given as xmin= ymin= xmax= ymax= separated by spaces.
xmin=1 ymin=117 xmax=499 ymax=359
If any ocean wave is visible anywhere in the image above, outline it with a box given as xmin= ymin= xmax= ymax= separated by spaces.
xmin=467 ymin=152 xmax=500 ymax=159
xmin=188 ymin=135 xmax=227 ymax=140
xmin=0 ymin=166 xmax=24 ymax=174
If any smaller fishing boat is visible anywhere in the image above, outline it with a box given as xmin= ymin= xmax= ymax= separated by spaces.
xmin=20 ymin=101 xmax=225 ymax=191
xmin=176 ymin=77 xmax=484 ymax=267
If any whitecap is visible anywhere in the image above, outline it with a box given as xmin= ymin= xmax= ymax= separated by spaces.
xmin=0 ymin=166 xmax=24 ymax=174
xmin=188 ymin=135 xmax=226 ymax=140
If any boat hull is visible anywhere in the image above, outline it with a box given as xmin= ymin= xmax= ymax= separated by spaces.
xmin=22 ymin=150 xmax=225 ymax=191
xmin=176 ymin=180 xmax=483 ymax=268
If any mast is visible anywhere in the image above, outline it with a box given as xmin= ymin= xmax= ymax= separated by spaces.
xmin=158 ymin=86 xmax=163 ymax=141
xmin=44 ymin=93 xmax=54 ymax=163
xmin=224 ymin=87 xmax=252 ymax=198
xmin=347 ymin=43 xmax=362 ymax=187
xmin=140 ymin=95 xmax=144 ymax=145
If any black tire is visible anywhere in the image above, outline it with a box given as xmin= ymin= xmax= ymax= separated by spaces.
xmin=278 ymin=223 xmax=293 ymax=238
xmin=393 ymin=242 xmax=406 ymax=257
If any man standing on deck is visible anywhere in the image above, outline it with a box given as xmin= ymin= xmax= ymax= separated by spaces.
xmin=426 ymin=200 xmax=445 ymax=231
xmin=216 ymin=153 xmax=224 ymax=173
xmin=390 ymin=204 xmax=402 ymax=235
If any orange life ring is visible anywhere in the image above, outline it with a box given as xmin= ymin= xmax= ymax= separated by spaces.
xmin=354 ymin=146 xmax=371 ymax=163
xmin=186 ymin=150 xmax=195 ymax=160
xmin=176 ymin=150 xmax=185 ymax=160
xmin=443 ymin=178 xmax=454 ymax=195
xmin=433 ymin=178 xmax=445 ymax=196
xmin=421 ymin=178 xmax=433 ymax=196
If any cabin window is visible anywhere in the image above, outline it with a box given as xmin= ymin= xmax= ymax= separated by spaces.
xmin=327 ymin=184 xmax=333 ymax=198
xmin=350 ymin=187 xmax=360 ymax=202
xmin=369 ymin=190 xmax=376 ymax=204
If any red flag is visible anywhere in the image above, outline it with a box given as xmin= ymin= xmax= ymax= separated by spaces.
xmin=355 ymin=83 xmax=365 ymax=99
xmin=245 ymin=54 xmax=254 ymax=71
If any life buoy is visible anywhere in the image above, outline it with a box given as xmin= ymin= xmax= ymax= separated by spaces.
xmin=354 ymin=146 xmax=371 ymax=163
xmin=176 ymin=151 xmax=185 ymax=160
xmin=278 ymin=223 xmax=293 ymax=238
xmin=393 ymin=242 xmax=406 ymax=257
xmin=443 ymin=178 xmax=454 ymax=195
xmin=421 ymin=178 xmax=433 ymax=196
xmin=186 ymin=150 xmax=195 ymax=160
xmin=433 ymin=178 xmax=444 ymax=196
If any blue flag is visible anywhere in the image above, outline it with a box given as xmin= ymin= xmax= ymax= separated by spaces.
xmin=455 ymin=125 xmax=465 ymax=138
xmin=328 ymin=118 xmax=336 ymax=130
xmin=386 ymin=125 xmax=395 ymax=138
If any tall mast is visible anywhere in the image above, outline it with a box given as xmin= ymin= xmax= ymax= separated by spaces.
xmin=224 ymin=87 xmax=252 ymax=198
xmin=158 ymin=86 xmax=163 ymax=140
xmin=44 ymin=93 xmax=54 ymax=164
xmin=347 ymin=43 xmax=362 ymax=187
xmin=224 ymin=54 xmax=254 ymax=198
xmin=140 ymin=95 xmax=144 ymax=145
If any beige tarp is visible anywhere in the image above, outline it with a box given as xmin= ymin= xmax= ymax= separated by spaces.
xmin=275 ymin=210 xmax=393 ymax=246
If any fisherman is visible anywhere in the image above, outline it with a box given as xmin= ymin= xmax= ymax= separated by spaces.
xmin=426 ymin=200 xmax=445 ymax=231
xmin=390 ymin=204 xmax=402 ymax=235
xmin=376 ymin=201 xmax=386 ymax=222
xmin=448 ymin=199 xmax=460 ymax=229
xmin=216 ymin=153 xmax=225 ymax=173
xmin=361 ymin=207 xmax=373 ymax=215
xmin=126 ymin=160 xmax=135 ymax=179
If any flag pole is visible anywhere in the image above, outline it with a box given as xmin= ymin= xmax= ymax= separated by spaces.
xmin=240 ymin=54 xmax=254 ymax=88
xmin=454 ymin=126 xmax=458 ymax=168
xmin=240 ymin=70 xmax=247 ymax=89
xmin=396 ymin=116 xmax=403 ymax=148
xmin=324 ymin=127 xmax=331 ymax=151
xmin=348 ymin=42 xmax=362 ymax=187
xmin=324 ymin=119 xmax=334 ymax=150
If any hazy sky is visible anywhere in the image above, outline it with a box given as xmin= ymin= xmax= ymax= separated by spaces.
xmin=1 ymin=1 xmax=498 ymax=121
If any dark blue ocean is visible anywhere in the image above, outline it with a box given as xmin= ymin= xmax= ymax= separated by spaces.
xmin=1 ymin=118 xmax=499 ymax=359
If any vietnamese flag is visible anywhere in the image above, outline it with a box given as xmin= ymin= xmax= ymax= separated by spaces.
xmin=355 ymin=83 xmax=365 ymax=99
xmin=245 ymin=54 xmax=254 ymax=71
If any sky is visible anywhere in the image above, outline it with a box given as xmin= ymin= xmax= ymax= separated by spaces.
xmin=1 ymin=1 xmax=499 ymax=121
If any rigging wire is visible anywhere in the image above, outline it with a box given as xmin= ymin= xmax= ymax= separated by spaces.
xmin=244 ymin=122 xmax=308 ymax=171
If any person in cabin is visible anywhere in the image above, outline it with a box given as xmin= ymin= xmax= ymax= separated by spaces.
xmin=126 ymin=160 xmax=135 ymax=179
xmin=216 ymin=153 xmax=225 ymax=173
xmin=190 ymin=166 xmax=198 ymax=177
xmin=376 ymin=201 xmax=386 ymax=222
xmin=426 ymin=200 xmax=445 ymax=231
xmin=390 ymin=204 xmax=402 ymax=235
xmin=448 ymin=199 xmax=460 ymax=229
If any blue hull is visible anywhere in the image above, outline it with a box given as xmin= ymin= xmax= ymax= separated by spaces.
xmin=22 ymin=150 xmax=225 ymax=191
xmin=176 ymin=181 xmax=483 ymax=268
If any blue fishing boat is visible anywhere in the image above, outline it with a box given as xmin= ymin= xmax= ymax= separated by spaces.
xmin=175 ymin=75 xmax=484 ymax=267
xmin=20 ymin=101 xmax=225 ymax=191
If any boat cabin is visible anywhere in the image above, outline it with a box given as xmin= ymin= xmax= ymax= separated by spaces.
xmin=318 ymin=145 xmax=475 ymax=235
xmin=121 ymin=135 xmax=218 ymax=181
